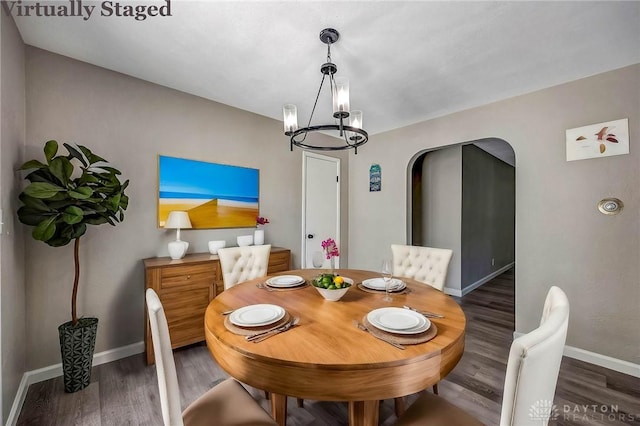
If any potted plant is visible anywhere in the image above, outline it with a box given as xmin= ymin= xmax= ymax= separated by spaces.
xmin=17 ymin=140 xmax=129 ymax=393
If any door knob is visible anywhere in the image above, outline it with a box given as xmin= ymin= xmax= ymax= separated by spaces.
xmin=307 ymin=234 xmax=315 ymax=239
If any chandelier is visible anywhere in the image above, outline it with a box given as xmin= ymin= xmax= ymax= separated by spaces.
xmin=283 ymin=28 xmax=368 ymax=154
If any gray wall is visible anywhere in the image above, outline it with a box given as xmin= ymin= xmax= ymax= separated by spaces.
xmin=461 ymin=144 xmax=515 ymax=289
xmin=421 ymin=146 xmax=462 ymax=292
xmin=1 ymin=11 xmax=26 ymax=423
xmin=23 ymin=47 xmax=349 ymax=369
xmin=349 ymin=64 xmax=639 ymax=364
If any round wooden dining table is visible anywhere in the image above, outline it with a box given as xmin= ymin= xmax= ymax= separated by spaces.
xmin=204 ymin=269 xmax=466 ymax=426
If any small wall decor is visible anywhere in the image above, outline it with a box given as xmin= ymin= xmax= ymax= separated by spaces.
xmin=158 ymin=155 xmax=259 ymax=229
xmin=566 ymin=118 xmax=629 ymax=161
xmin=369 ymin=164 xmax=381 ymax=191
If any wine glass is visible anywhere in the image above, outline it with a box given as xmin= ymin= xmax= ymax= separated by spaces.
xmin=381 ymin=259 xmax=393 ymax=302
xmin=312 ymin=251 xmax=324 ymax=268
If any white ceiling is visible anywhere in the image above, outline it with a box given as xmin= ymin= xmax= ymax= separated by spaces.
xmin=12 ymin=1 xmax=640 ymax=137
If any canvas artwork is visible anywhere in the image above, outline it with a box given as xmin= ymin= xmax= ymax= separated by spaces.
xmin=566 ymin=118 xmax=629 ymax=161
xmin=158 ymin=155 xmax=259 ymax=229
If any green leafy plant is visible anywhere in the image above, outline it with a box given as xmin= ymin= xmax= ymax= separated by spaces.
xmin=17 ymin=140 xmax=129 ymax=325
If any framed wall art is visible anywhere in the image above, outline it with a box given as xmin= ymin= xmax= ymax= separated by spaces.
xmin=566 ymin=118 xmax=629 ymax=161
xmin=369 ymin=164 xmax=381 ymax=191
xmin=158 ymin=155 xmax=259 ymax=229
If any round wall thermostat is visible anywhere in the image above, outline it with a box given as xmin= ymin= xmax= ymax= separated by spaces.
xmin=597 ymin=198 xmax=623 ymax=215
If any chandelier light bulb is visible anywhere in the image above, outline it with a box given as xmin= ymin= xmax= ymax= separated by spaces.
xmin=283 ymin=104 xmax=298 ymax=134
xmin=350 ymin=110 xmax=363 ymax=129
xmin=333 ymin=77 xmax=350 ymax=116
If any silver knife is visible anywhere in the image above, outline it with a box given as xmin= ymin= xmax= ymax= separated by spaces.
xmin=402 ymin=305 xmax=445 ymax=318
xmin=248 ymin=318 xmax=299 ymax=343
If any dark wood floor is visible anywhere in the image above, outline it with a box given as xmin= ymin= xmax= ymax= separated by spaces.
xmin=18 ymin=269 xmax=640 ymax=425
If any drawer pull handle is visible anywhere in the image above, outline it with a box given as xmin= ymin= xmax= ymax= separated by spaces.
xmin=187 ymin=275 xmax=191 ymax=279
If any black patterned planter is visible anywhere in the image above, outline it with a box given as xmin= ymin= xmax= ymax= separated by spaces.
xmin=58 ymin=317 xmax=98 ymax=393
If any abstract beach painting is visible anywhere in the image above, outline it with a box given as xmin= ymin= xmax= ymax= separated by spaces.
xmin=566 ymin=118 xmax=629 ymax=161
xmin=158 ymin=156 xmax=259 ymax=229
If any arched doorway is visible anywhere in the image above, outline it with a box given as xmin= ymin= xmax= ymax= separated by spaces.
xmin=407 ymin=138 xmax=516 ymax=296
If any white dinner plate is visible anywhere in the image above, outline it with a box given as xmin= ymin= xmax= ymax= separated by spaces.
xmin=362 ymin=278 xmax=406 ymax=292
xmin=229 ymin=304 xmax=285 ymax=327
xmin=265 ymin=275 xmax=306 ymax=288
xmin=367 ymin=307 xmax=430 ymax=334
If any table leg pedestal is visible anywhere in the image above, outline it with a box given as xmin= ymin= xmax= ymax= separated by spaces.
xmin=270 ymin=393 xmax=288 ymax=426
xmin=394 ymin=396 xmax=406 ymax=417
xmin=349 ymin=400 xmax=379 ymax=426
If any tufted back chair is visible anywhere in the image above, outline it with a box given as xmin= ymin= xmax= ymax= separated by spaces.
xmin=499 ymin=286 xmax=569 ymax=426
xmin=217 ymin=245 xmax=271 ymax=290
xmin=391 ymin=244 xmax=453 ymax=291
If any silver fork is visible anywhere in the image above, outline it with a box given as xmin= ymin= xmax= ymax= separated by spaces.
xmin=256 ymin=283 xmax=275 ymax=292
xmin=246 ymin=317 xmax=299 ymax=340
xmin=352 ymin=320 xmax=405 ymax=350
xmin=248 ymin=317 xmax=300 ymax=343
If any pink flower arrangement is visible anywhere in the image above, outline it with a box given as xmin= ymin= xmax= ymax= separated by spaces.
xmin=256 ymin=216 xmax=270 ymax=226
xmin=321 ymin=238 xmax=339 ymax=260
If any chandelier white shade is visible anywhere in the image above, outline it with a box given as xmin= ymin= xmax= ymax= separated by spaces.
xmin=283 ymin=28 xmax=368 ymax=154
xmin=283 ymin=104 xmax=298 ymax=134
xmin=350 ymin=110 xmax=363 ymax=129
xmin=332 ymin=77 xmax=350 ymax=116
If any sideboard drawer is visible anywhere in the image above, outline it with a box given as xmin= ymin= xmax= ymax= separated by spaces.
xmin=160 ymin=263 xmax=216 ymax=289
xmin=161 ymin=287 xmax=211 ymax=319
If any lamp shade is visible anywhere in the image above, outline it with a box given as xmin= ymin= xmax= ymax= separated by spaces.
xmin=165 ymin=211 xmax=192 ymax=229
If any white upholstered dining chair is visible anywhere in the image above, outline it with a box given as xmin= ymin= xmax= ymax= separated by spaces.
xmin=391 ymin=244 xmax=453 ymax=291
xmin=217 ymin=244 xmax=271 ymax=290
xmin=395 ymin=286 xmax=570 ymax=426
xmin=145 ymin=289 xmax=277 ymax=426
xmin=216 ymin=244 xmax=304 ymax=407
xmin=391 ymin=244 xmax=453 ymax=401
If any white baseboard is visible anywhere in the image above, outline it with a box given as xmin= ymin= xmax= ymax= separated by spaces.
xmin=444 ymin=287 xmax=462 ymax=297
xmin=5 ymin=341 xmax=145 ymax=426
xmin=444 ymin=262 xmax=515 ymax=297
xmin=513 ymin=331 xmax=640 ymax=378
xmin=6 ymin=374 xmax=29 ymax=426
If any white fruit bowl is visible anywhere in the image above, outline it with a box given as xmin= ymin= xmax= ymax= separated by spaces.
xmin=313 ymin=285 xmax=350 ymax=302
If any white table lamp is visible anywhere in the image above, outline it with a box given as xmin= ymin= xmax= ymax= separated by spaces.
xmin=165 ymin=211 xmax=192 ymax=260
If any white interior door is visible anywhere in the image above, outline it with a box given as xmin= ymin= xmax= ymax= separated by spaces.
xmin=302 ymin=152 xmax=340 ymax=268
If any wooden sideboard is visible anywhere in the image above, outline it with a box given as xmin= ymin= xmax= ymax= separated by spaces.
xmin=144 ymin=246 xmax=291 ymax=364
